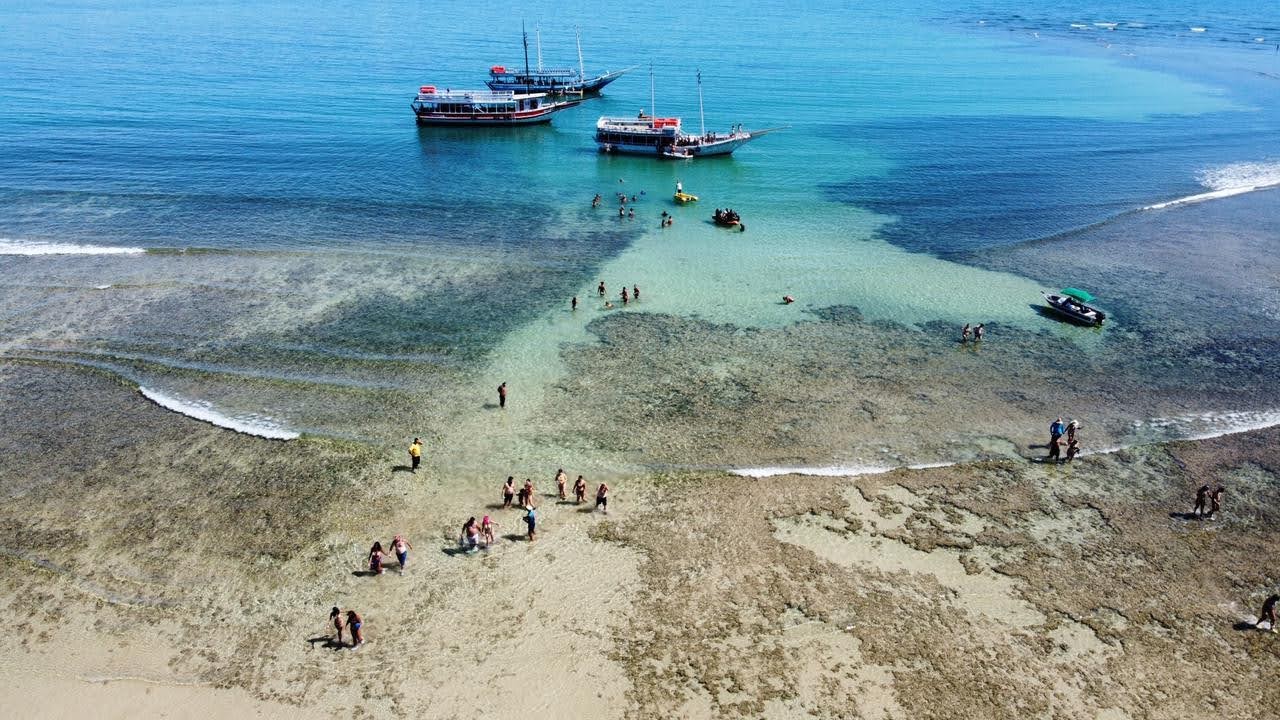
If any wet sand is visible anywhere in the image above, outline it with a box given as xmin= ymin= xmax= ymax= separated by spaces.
xmin=3 ymin=360 xmax=1279 ymax=718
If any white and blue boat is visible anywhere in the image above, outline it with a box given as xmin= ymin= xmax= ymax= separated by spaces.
xmin=486 ymin=27 xmax=632 ymax=95
xmin=594 ymin=70 xmax=778 ymax=158
xmin=411 ymin=86 xmax=581 ymax=126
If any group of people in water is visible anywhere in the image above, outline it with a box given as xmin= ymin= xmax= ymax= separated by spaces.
xmin=960 ymin=323 xmax=986 ymax=343
xmin=1046 ymin=416 xmax=1081 ymax=463
xmin=1192 ymin=483 xmax=1227 ymax=520
xmin=453 ymin=471 xmax=611 ymax=549
xmin=712 ymin=208 xmax=741 ymax=224
xmin=584 ymin=280 xmax=641 ymax=310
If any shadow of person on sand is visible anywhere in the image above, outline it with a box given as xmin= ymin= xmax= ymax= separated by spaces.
xmin=390 ymin=465 xmax=414 ymax=473
xmin=482 ymin=402 xmax=500 ymax=410
xmin=442 ymin=546 xmax=479 ymax=557
xmin=308 ymin=635 xmax=347 ymax=650
xmin=502 ymin=533 xmax=528 ymax=542
xmin=1169 ymin=511 xmax=1202 ymax=521
xmin=351 ymin=569 xmax=379 ymax=577
xmin=1233 ymin=620 xmax=1265 ymax=632
xmin=484 ymin=502 xmax=507 ymax=510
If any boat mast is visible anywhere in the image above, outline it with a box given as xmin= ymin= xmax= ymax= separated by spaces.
xmin=521 ymin=21 xmax=531 ymax=94
xmin=536 ymin=23 xmax=543 ymax=72
xmin=649 ymin=64 xmax=656 ymax=127
xmin=697 ymin=69 xmax=706 ymax=137
xmin=576 ymin=28 xmax=585 ymax=83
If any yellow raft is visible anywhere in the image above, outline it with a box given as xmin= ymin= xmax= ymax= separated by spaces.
xmin=674 ymin=192 xmax=699 ymax=203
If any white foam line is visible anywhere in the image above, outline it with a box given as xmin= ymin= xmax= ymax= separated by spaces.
xmin=0 ymin=239 xmax=145 ymax=256
xmin=734 ymin=409 xmax=1280 ymax=478
xmin=1142 ymin=184 xmax=1278 ymax=210
xmin=138 ymin=387 xmax=299 ymax=441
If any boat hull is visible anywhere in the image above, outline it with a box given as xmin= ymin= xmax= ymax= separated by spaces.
xmin=486 ymin=73 xmax=624 ymax=95
xmin=412 ymin=100 xmax=580 ymax=127
xmin=599 ymin=135 xmax=753 ymax=157
xmin=1042 ymin=293 xmax=1106 ymax=326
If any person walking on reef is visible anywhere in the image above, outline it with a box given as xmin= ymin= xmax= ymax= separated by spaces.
xmin=1256 ymin=594 xmax=1279 ymax=632
xmin=408 ymin=437 xmax=422 ymax=472
xmin=1207 ymin=485 xmax=1225 ymax=519
xmin=498 ymin=382 xmax=508 ymax=409
xmin=1065 ymin=437 xmax=1080 ymax=462
xmin=524 ymin=504 xmax=537 ymax=541
xmin=330 ymin=607 xmax=346 ymax=646
xmin=1047 ymin=435 xmax=1062 ymax=463
xmin=1050 ymin=417 xmax=1065 ymax=444
xmin=1193 ymin=484 xmax=1210 ymax=517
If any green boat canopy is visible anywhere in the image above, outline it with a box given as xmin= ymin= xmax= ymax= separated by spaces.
xmin=1061 ymin=287 xmax=1095 ymax=303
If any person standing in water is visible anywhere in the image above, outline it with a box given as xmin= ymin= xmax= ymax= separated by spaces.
xmin=1065 ymin=437 xmax=1080 ymax=462
xmin=961 ymin=324 xmax=971 ymax=343
xmin=498 ymin=382 xmax=507 ymax=409
xmin=1193 ymin=484 xmax=1210 ymax=517
xmin=574 ymin=475 xmax=587 ymax=503
xmin=595 ymin=482 xmax=610 ymax=513
xmin=368 ymin=541 xmax=385 ymax=575
xmin=347 ymin=610 xmax=364 ymax=647
xmin=571 ymin=296 xmax=578 ymax=311
xmin=481 ymin=516 xmax=497 ymax=547
xmin=598 ymin=281 xmax=606 ymax=297
xmin=633 ymin=285 xmax=640 ymax=301
xmin=408 ymin=437 xmax=422 ymax=472
xmin=1066 ymin=420 xmax=1078 ymax=444
xmin=556 ymin=469 xmax=568 ymax=500
xmin=330 ymin=607 xmax=346 ymax=646
xmin=503 ymin=476 xmax=516 ymax=508
xmin=461 ymin=517 xmax=479 ymax=551
xmin=1047 ymin=435 xmax=1062 ymax=463
xmin=621 ymin=287 xmax=629 ymax=304
xmin=1256 ymin=594 xmax=1279 ymax=632
xmin=524 ymin=505 xmax=537 ymax=541
xmin=974 ymin=323 xmax=985 ymax=341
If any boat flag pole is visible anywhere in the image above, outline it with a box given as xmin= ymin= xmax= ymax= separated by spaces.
xmin=697 ymin=69 xmax=706 ymax=137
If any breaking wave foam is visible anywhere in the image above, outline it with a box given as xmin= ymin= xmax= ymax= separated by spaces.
xmin=0 ymin=239 xmax=146 ymax=255
xmin=1143 ymin=161 xmax=1280 ymax=210
xmin=138 ymin=387 xmax=300 ymax=440
xmin=735 ymin=409 xmax=1280 ymax=478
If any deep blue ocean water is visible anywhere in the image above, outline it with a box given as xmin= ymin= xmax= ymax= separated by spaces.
xmin=2 ymin=0 xmax=1279 ymax=455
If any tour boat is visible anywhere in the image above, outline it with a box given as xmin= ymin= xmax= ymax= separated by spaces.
xmin=410 ymin=86 xmax=580 ymax=126
xmin=594 ymin=70 xmax=778 ymax=158
xmin=486 ymin=27 xmax=632 ymax=95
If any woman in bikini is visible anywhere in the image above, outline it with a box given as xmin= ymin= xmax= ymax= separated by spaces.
xmin=368 ymin=541 xmax=385 ymax=575
xmin=330 ymin=607 xmax=346 ymax=645
xmin=574 ymin=475 xmax=587 ymax=503
xmin=347 ymin=610 xmax=364 ymax=647
xmin=556 ymin=469 xmax=568 ymax=500
xmin=481 ymin=516 xmax=497 ymax=547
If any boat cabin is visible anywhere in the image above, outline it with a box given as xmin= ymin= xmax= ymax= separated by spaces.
xmin=413 ymin=87 xmax=549 ymax=115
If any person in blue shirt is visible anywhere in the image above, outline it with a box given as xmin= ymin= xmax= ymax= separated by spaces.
xmin=1049 ymin=417 xmax=1065 ymax=443
xmin=524 ymin=505 xmax=537 ymax=542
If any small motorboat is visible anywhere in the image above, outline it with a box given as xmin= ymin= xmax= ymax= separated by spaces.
xmin=1042 ymin=288 xmax=1106 ymax=326
xmin=674 ymin=191 xmax=699 ymax=203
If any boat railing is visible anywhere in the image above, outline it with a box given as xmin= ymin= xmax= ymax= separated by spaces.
xmin=415 ymin=90 xmax=537 ymax=102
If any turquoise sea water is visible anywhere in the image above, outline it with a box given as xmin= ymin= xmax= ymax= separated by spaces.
xmin=1 ymin=0 xmax=1279 ymax=472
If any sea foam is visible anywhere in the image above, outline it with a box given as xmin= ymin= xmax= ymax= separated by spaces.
xmin=138 ymin=387 xmax=300 ymax=440
xmin=0 ymin=239 xmax=145 ymax=255
xmin=1143 ymin=161 xmax=1280 ymax=210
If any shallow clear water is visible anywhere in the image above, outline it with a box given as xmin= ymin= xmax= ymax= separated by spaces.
xmin=1 ymin=0 xmax=1278 ymax=472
